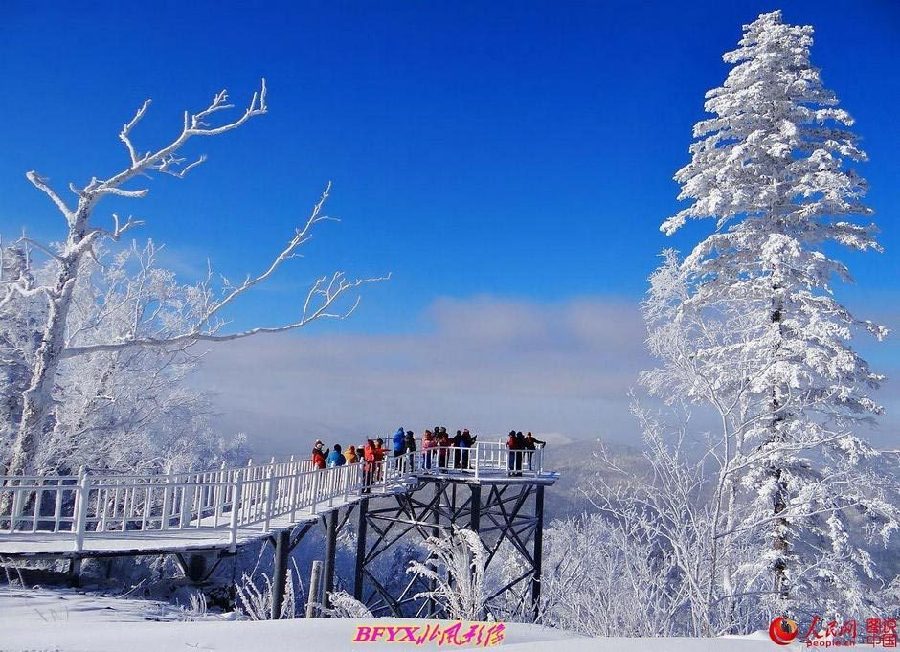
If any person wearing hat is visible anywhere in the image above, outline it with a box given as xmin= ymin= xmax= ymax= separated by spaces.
xmin=312 ymin=439 xmax=327 ymax=469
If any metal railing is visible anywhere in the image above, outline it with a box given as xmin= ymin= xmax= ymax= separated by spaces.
xmin=0 ymin=442 xmax=545 ymax=552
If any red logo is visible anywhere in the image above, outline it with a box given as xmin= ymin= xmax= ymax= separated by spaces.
xmin=769 ymin=617 xmax=799 ymax=645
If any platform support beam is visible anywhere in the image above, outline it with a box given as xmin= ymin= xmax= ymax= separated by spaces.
xmin=67 ymin=556 xmax=82 ymax=588
xmin=427 ymin=483 xmax=442 ymax=617
xmin=271 ymin=528 xmax=290 ymax=619
xmin=353 ymin=498 xmax=369 ymax=600
xmin=469 ymin=484 xmax=481 ymax=533
xmin=531 ymin=484 xmax=545 ymax=618
xmin=322 ymin=508 xmax=338 ymax=611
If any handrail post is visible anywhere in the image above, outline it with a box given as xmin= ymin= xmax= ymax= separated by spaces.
xmin=9 ymin=484 xmax=21 ymax=534
xmin=474 ymin=444 xmax=480 ymax=481
xmin=310 ymin=470 xmax=321 ymax=515
xmin=229 ymin=473 xmax=244 ymax=550
xmin=182 ymin=474 xmax=197 ymax=529
xmin=161 ymin=467 xmax=173 ymax=530
xmin=73 ymin=467 xmax=90 ymax=552
xmin=216 ymin=461 xmax=227 ymax=520
xmin=264 ymin=464 xmax=277 ymax=532
xmin=328 ymin=467 xmax=336 ymax=508
xmin=289 ymin=462 xmax=301 ymax=522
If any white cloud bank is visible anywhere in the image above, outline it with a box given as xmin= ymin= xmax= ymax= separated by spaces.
xmin=196 ymin=297 xmax=651 ymax=455
xmin=195 ymin=296 xmax=900 ymax=457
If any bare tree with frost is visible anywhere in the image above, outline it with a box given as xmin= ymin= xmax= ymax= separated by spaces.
xmin=0 ymin=80 xmax=385 ymax=478
xmin=656 ymin=10 xmax=898 ymax=617
xmin=1 ymin=239 xmax=250 ymax=475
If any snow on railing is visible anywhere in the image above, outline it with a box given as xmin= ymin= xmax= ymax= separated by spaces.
xmin=0 ymin=443 xmax=546 ymax=551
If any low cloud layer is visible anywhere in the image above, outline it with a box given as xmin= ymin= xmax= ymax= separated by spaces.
xmin=196 ymin=297 xmax=651 ymax=455
xmin=196 ymin=296 xmax=900 ymax=457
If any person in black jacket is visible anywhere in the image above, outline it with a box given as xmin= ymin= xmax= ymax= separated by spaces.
xmin=459 ymin=429 xmax=477 ymax=470
xmin=514 ymin=432 xmax=526 ymax=474
xmin=403 ymin=431 xmax=416 ymax=471
xmin=523 ymin=432 xmax=545 ymax=471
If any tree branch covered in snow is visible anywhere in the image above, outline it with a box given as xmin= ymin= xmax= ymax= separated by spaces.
xmin=1 ymin=80 xmax=386 ymax=477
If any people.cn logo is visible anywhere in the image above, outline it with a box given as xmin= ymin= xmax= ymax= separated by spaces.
xmin=769 ymin=616 xmax=800 ymax=645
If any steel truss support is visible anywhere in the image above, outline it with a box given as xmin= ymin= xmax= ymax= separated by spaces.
xmin=353 ymin=478 xmax=548 ymax=620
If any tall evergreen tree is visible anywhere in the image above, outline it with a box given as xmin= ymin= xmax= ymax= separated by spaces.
xmin=660 ymin=11 xmax=897 ymax=615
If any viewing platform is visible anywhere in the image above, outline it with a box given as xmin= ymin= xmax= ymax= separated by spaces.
xmin=0 ymin=442 xmax=557 ymax=558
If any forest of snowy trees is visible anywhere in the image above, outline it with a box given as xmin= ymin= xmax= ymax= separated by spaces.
xmin=1 ymin=9 xmax=898 ymax=641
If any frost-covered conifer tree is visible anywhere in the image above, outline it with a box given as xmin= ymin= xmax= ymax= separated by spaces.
xmin=658 ymin=11 xmax=898 ymax=616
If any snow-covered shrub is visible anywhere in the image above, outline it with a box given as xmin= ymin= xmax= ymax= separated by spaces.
xmin=176 ymin=591 xmax=209 ymax=621
xmin=323 ymin=590 xmax=373 ymax=618
xmin=407 ymin=526 xmax=487 ymax=620
xmin=235 ymin=567 xmax=299 ymax=620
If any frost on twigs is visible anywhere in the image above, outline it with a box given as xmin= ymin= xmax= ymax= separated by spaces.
xmin=407 ymin=526 xmax=487 ymax=621
xmin=322 ymin=591 xmax=373 ymax=618
xmin=1 ymin=79 xmax=386 ymax=479
xmin=234 ymin=567 xmax=299 ymax=620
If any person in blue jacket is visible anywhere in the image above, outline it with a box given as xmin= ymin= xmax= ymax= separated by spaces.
xmin=392 ymin=426 xmax=407 ymax=472
xmin=392 ymin=427 xmax=406 ymax=456
xmin=326 ymin=444 xmax=346 ymax=467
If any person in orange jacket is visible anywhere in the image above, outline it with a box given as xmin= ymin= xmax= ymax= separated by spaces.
xmin=345 ymin=445 xmax=358 ymax=464
xmin=362 ymin=438 xmax=376 ymax=490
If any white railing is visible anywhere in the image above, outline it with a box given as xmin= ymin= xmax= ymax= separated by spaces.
xmin=414 ymin=443 xmax=544 ymax=479
xmin=0 ymin=442 xmax=547 ymax=552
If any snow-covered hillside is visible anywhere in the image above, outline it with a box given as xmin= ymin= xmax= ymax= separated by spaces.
xmin=0 ymin=588 xmax=782 ymax=651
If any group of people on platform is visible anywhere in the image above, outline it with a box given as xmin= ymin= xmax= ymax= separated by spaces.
xmin=505 ymin=430 xmax=546 ymax=475
xmin=310 ymin=427 xmax=546 ymax=478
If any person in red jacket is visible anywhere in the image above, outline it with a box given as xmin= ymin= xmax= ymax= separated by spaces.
xmin=436 ymin=428 xmax=450 ymax=469
xmin=506 ymin=430 xmax=520 ymax=476
xmin=312 ymin=440 xmax=327 ymax=469
xmin=373 ymin=438 xmax=385 ymax=482
xmin=422 ymin=430 xmax=435 ymax=470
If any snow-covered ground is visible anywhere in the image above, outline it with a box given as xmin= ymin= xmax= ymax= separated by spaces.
xmin=0 ymin=588 xmax=785 ymax=651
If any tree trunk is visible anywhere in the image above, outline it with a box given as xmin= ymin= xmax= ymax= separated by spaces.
xmin=6 ymin=232 xmax=86 ymax=478
xmin=769 ymin=290 xmax=790 ymax=609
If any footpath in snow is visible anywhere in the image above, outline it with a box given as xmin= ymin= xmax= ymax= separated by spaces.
xmin=0 ymin=588 xmax=786 ymax=651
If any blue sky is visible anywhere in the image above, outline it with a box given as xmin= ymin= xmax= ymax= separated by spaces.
xmin=1 ymin=1 xmax=898 ymax=447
